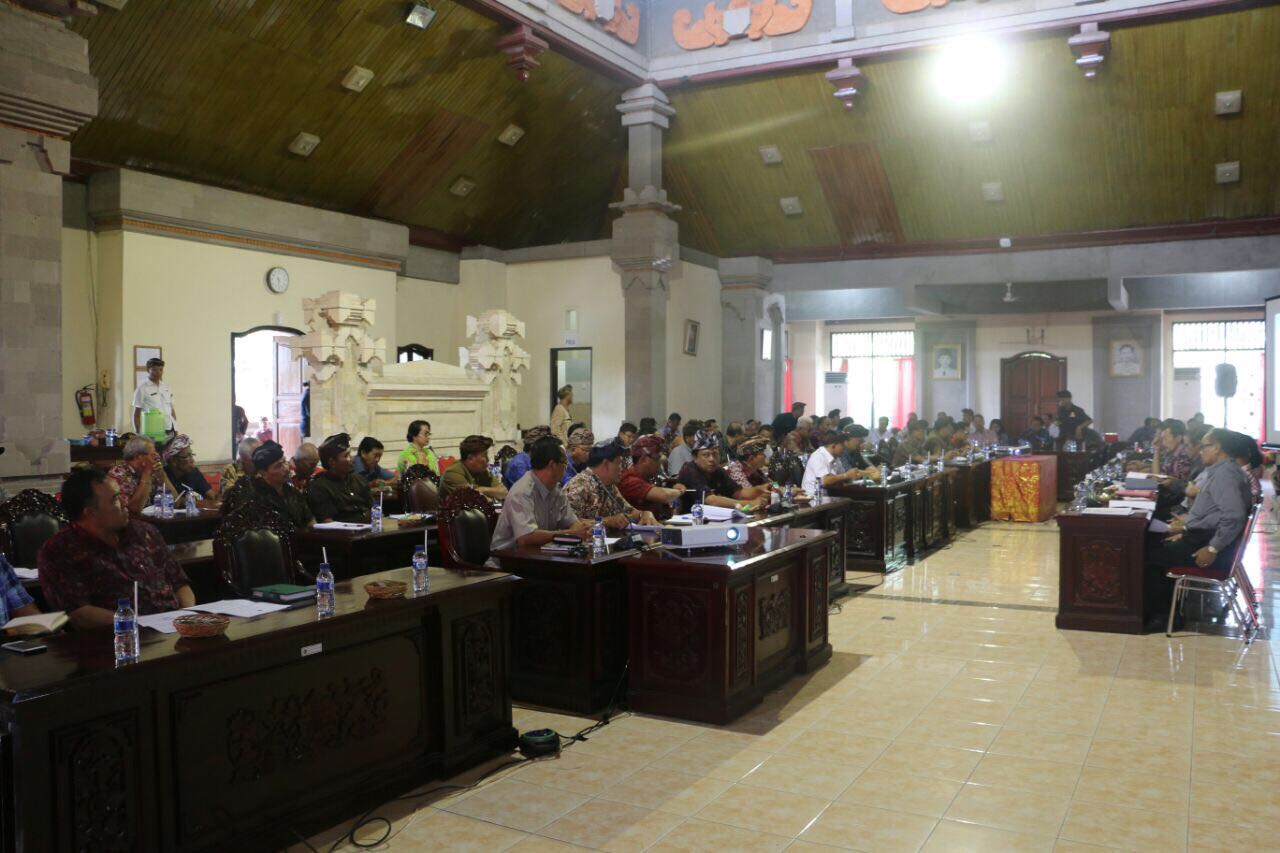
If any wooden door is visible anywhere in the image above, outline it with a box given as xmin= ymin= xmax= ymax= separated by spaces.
xmin=1000 ymin=352 xmax=1067 ymax=436
xmin=274 ymin=339 xmax=304 ymax=458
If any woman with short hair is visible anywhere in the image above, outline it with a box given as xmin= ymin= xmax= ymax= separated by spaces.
xmin=397 ymin=420 xmax=439 ymax=475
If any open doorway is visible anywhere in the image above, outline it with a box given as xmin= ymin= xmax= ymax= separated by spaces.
xmin=551 ymin=348 xmax=592 ymax=430
xmin=231 ymin=326 xmax=305 ymax=459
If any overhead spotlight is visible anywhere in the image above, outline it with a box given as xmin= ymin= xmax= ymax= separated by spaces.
xmin=933 ymin=35 xmax=1009 ymax=105
xmin=405 ymin=3 xmax=436 ymax=29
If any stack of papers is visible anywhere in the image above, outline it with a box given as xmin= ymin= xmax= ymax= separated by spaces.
xmin=137 ymin=599 xmax=295 ymax=633
xmin=1109 ymin=499 xmax=1156 ymax=511
xmin=313 ymin=521 xmax=372 ymax=531
xmin=1081 ymin=507 xmax=1141 ymax=516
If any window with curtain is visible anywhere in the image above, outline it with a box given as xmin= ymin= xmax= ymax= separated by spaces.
xmin=1171 ymin=319 xmax=1264 ymax=437
xmin=829 ymin=330 xmax=916 ymax=428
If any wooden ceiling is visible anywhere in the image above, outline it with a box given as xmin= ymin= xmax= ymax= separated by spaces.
xmin=68 ymin=3 xmax=1280 ymax=257
xmin=664 ymin=6 xmax=1280 ymax=257
xmin=69 ymin=0 xmax=627 ymax=249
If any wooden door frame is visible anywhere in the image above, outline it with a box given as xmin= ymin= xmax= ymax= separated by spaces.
xmin=1000 ymin=351 xmax=1067 ymax=436
xmin=230 ymin=325 xmax=304 ymax=451
xmin=550 ymin=346 xmax=593 ymax=429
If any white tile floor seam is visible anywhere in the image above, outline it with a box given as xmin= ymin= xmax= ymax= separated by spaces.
xmin=292 ymin=513 xmax=1280 ymax=852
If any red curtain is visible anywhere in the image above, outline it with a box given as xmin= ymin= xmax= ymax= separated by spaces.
xmin=784 ymin=357 xmax=793 ymax=410
xmin=893 ymin=357 xmax=915 ymax=429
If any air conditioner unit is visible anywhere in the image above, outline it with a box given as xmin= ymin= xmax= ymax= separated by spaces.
xmin=1172 ymin=367 xmax=1201 ymax=419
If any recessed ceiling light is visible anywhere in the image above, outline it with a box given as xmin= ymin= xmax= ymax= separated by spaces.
xmin=288 ymin=132 xmax=320 ymax=157
xmin=450 ymin=177 xmax=477 ymax=197
xmin=968 ymin=121 xmax=993 ymax=143
xmin=779 ymin=196 xmax=803 ymax=216
xmin=341 ymin=66 xmax=374 ymax=92
xmin=759 ymin=145 xmax=783 ymax=165
xmin=1215 ymin=162 xmax=1240 ymax=184
xmin=933 ymin=36 xmax=1009 ymax=104
xmin=1214 ymin=90 xmax=1242 ymax=116
xmin=405 ymin=3 xmax=436 ymax=29
xmin=497 ymin=124 xmax=525 ymax=146
xmin=981 ymin=181 xmax=1004 ymax=202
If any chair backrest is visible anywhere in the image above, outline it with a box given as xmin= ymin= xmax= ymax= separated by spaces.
xmin=1229 ymin=506 xmax=1260 ymax=571
xmin=214 ymin=504 xmax=297 ymax=596
xmin=436 ymin=488 xmax=498 ymax=569
xmin=0 ymin=489 xmax=67 ymax=567
xmin=402 ymin=464 xmax=441 ymax=513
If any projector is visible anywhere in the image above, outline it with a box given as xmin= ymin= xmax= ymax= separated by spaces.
xmin=660 ymin=524 xmax=749 ymax=551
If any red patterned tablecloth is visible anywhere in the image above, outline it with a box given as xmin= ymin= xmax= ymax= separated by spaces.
xmin=990 ymin=455 xmax=1057 ymax=522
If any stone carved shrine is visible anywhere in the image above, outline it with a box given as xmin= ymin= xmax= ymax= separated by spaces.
xmin=288 ymin=292 xmax=527 ymax=459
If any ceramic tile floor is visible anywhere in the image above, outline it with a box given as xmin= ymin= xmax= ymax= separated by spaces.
xmin=293 ymin=510 xmax=1280 ymax=852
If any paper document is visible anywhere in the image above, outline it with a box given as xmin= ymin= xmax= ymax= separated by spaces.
xmin=313 ymin=521 xmax=372 ymax=531
xmin=1124 ymin=471 xmax=1168 ymax=481
xmin=141 ymin=505 xmax=189 ymax=517
xmin=189 ymin=599 xmax=292 ymax=617
xmin=137 ymin=610 xmax=197 ymax=633
xmin=1081 ymin=507 xmax=1140 ymax=516
xmin=11 ymin=568 xmax=37 ymax=580
xmin=1109 ymin=500 xmax=1156 ymax=510
xmin=388 ymin=513 xmax=434 ymax=521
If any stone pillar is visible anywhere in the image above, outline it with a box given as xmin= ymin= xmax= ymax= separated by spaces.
xmin=767 ymin=299 xmax=785 ymax=417
xmin=610 ymin=84 xmax=680 ymax=422
xmin=0 ymin=5 xmax=98 ymax=480
xmin=718 ymin=257 xmax=776 ymax=423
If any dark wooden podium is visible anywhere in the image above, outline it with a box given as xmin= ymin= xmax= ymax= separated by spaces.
xmin=625 ymin=527 xmax=834 ymax=724
xmin=1056 ymin=510 xmax=1149 ymax=633
xmin=948 ymin=460 xmax=991 ymax=528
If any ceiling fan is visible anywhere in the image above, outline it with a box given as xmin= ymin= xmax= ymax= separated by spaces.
xmin=1001 ymin=282 xmax=1021 ymax=303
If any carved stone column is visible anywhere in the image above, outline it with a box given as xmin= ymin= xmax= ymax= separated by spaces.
xmin=0 ymin=4 xmax=98 ymax=479
xmin=611 ymin=84 xmax=680 ymax=422
xmin=719 ymin=257 xmax=776 ymax=423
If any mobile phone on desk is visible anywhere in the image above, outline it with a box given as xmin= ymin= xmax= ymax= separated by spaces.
xmin=2 ymin=639 xmax=47 ymax=655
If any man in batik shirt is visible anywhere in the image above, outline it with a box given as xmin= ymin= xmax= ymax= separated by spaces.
xmin=563 ymin=440 xmax=657 ymax=530
xmin=725 ymin=437 xmax=774 ymax=496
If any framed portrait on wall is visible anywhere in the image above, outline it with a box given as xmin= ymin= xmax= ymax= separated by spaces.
xmin=683 ymin=320 xmax=700 ymax=356
xmin=931 ymin=344 xmax=962 ymax=380
xmin=1109 ymin=339 xmax=1143 ymax=377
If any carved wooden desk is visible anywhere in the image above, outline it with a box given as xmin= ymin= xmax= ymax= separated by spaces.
xmin=0 ymin=567 xmax=516 ymax=852
xmin=827 ymin=471 xmax=953 ymax=573
xmin=625 ymin=527 xmax=833 ymax=724
xmin=947 ymin=460 xmax=991 ymax=528
xmin=293 ymin=518 xmax=437 ymax=580
xmin=1056 ymin=449 xmax=1107 ymax=502
xmin=747 ymin=498 xmax=852 ymax=599
xmin=1056 ymin=510 xmax=1149 ymax=633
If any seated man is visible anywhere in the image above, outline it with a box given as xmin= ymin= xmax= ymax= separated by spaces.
xmin=1021 ymin=416 xmax=1052 ymax=452
xmin=666 ymin=421 xmax=698 ymax=477
xmin=837 ymin=425 xmax=881 ymax=480
xmin=39 ymin=468 xmax=194 ymax=628
xmin=307 ymin=433 xmax=373 ymax=523
xmin=1127 ymin=417 xmax=1160 ymax=447
xmin=502 ymin=425 xmax=551 ymax=489
xmin=353 ymin=437 xmax=398 ymax=490
xmin=221 ymin=437 xmax=260 ymax=491
xmin=725 ymin=437 xmax=774 ymax=494
xmin=0 ymin=553 xmax=41 ymax=628
xmin=891 ymin=420 xmax=929 ymax=467
xmin=291 ymin=442 xmax=321 ymax=492
xmin=226 ymin=441 xmax=314 ymax=528
xmin=619 ymin=435 xmax=686 ymax=520
xmin=162 ymin=434 xmax=216 ymax=501
xmin=804 ymin=429 xmax=870 ymax=494
xmin=676 ymin=431 xmax=768 ymax=513
xmin=1154 ymin=419 xmax=1198 ymax=481
xmin=490 ymin=436 xmax=592 ymax=551
xmin=565 ymin=440 xmax=658 ymax=530
xmin=1143 ymin=428 xmax=1252 ymax=629
xmin=564 ymin=428 xmax=593 ymax=484
xmin=616 ymin=421 xmax=639 ymax=449
xmin=110 ymin=436 xmax=178 ymax=515
xmin=440 ymin=435 xmax=508 ymax=501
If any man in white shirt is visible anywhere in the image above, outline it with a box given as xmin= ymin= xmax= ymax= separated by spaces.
xmin=803 ymin=430 xmax=859 ymax=494
xmin=132 ymin=357 xmax=176 ymax=434
xmin=867 ymin=416 xmax=891 ymax=447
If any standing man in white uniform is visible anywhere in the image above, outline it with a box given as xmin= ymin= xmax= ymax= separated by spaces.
xmin=132 ymin=357 xmax=176 ymax=436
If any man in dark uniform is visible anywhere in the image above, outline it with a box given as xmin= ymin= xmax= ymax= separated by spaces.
xmin=892 ymin=420 xmax=929 ymax=467
xmin=307 ymin=433 xmax=373 ymax=523
xmin=225 ymin=440 xmax=314 ymax=528
xmin=1055 ymin=390 xmax=1092 ymax=447
xmin=838 ymin=425 xmax=882 ymax=479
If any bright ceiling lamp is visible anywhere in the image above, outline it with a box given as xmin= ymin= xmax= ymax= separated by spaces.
xmin=932 ymin=34 xmax=1009 ymax=105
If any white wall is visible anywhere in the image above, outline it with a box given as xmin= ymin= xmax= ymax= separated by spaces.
xmin=666 ymin=262 xmax=723 ymax=424
xmin=504 ymin=256 xmax=625 ymax=435
xmin=101 ymin=231 xmax=398 ymax=460
xmin=396 ymin=276 xmax=462 ymax=365
xmin=972 ymin=314 xmax=1097 ymax=423
xmin=789 ymin=321 xmax=822 ymax=413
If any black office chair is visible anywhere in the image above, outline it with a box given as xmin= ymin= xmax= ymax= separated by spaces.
xmin=213 ymin=504 xmax=307 ymax=596
xmin=437 ymin=488 xmax=498 ymax=570
xmin=0 ymin=489 xmax=67 ymax=568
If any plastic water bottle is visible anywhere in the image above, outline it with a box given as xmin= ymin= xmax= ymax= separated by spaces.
xmin=880 ymin=464 xmax=890 ymax=485
xmin=113 ymin=597 xmax=139 ymax=664
xmin=316 ymin=562 xmax=336 ymax=617
xmin=412 ymin=545 xmax=429 ymax=593
xmin=592 ymin=516 xmax=607 ymax=556
xmin=814 ymin=480 xmax=824 ymax=502
xmin=770 ymin=486 xmax=781 ymax=508
xmin=152 ymin=488 xmax=164 ymax=516
xmin=783 ymin=484 xmax=794 ymax=507
xmin=370 ymin=498 xmax=383 ymax=533
xmin=161 ymin=485 xmax=174 ymax=519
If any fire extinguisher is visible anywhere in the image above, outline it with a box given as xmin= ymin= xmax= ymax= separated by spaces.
xmin=77 ymin=385 xmax=97 ymax=426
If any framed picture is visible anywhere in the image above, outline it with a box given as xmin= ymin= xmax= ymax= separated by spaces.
xmin=931 ymin=344 xmax=962 ymax=380
xmin=683 ymin=320 xmax=700 ymax=356
xmin=1110 ymin=339 xmax=1143 ymax=377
